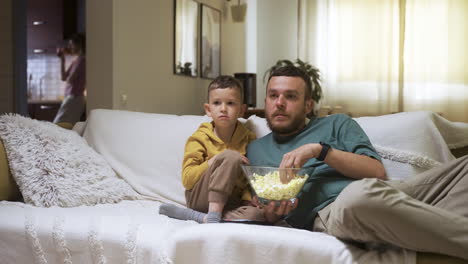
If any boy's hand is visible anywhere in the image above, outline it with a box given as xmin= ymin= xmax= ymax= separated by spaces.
xmin=207 ymin=153 xmax=220 ymax=166
xmin=208 ymin=154 xmax=250 ymax=166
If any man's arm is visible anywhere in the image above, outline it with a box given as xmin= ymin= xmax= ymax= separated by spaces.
xmin=323 ymin=146 xmax=387 ymax=180
xmin=279 ymin=143 xmax=387 ymax=180
xmin=261 ymin=143 xmax=386 ymax=223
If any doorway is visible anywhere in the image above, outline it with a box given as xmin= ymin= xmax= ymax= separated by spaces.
xmin=25 ymin=0 xmax=86 ymax=122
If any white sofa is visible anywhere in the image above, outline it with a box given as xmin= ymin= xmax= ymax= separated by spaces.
xmin=1 ymin=109 xmax=467 ymax=264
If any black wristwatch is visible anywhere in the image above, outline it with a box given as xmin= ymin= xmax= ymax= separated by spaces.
xmin=317 ymin=142 xmax=331 ymax=161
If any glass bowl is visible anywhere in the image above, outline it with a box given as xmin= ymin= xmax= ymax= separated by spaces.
xmin=241 ymin=165 xmax=312 ymax=205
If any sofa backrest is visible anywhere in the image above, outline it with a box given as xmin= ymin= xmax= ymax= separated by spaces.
xmin=83 ymin=109 xmax=212 ymax=205
xmin=83 ymin=109 xmax=467 ymax=206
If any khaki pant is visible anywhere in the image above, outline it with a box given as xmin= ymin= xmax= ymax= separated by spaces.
xmin=185 ymin=150 xmax=265 ymax=221
xmin=313 ymin=155 xmax=468 ymax=260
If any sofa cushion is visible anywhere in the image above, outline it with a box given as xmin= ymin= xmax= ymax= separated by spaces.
xmin=0 ymin=114 xmax=139 ymax=207
xmin=83 ymin=109 xmax=212 ymax=206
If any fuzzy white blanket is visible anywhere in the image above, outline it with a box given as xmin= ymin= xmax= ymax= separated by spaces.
xmin=0 ymin=200 xmax=415 ymax=264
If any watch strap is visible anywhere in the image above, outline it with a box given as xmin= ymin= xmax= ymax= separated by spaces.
xmin=317 ymin=142 xmax=331 ymax=161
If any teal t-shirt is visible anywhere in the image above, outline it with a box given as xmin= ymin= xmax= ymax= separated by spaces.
xmin=247 ymin=114 xmax=381 ymax=229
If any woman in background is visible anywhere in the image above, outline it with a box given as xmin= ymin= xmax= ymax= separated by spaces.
xmin=53 ymin=33 xmax=86 ymax=124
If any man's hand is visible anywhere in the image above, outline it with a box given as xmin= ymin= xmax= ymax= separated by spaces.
xmin=279 ymin=143 xmax=321 ymax=169
xmin=241 ymin=200 xmax=255 ymax=207
xmin=253 ymin=196 xmax=299 ymax=223
xmin=280 ymin=143 xmax=387 ymax=180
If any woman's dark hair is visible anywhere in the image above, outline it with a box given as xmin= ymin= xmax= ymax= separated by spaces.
xmin=70 ymin=33 xmax=86 ymax=53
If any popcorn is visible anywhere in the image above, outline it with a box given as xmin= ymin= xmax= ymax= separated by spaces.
xmin=250 ymin=171 xmax=308 ymax=200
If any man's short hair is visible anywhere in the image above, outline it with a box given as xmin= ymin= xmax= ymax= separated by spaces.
xmin=207 ymin=75 xmax=244 ymax=102
xmin=267 ymin=65 xmax=312 ymax=100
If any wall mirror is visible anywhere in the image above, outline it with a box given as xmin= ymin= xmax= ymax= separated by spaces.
xmin=201 ymin=5 xmax=221 ymax=79
xmin=174 ymin=0 xmax=199 ymax=77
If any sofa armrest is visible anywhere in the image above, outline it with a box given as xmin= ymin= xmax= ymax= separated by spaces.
xmin=56 ymin=122 xmax=74 ymax=130
xmin=0 ymin=138 xmax=21 ymax=201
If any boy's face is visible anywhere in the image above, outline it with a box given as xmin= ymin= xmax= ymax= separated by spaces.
xmin=204 ymin=88 xmax=246 ymax=129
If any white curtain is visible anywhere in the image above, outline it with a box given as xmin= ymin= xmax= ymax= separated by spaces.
xmin=175 ymin=0 xmax=198 ymax=71
xmin=299 ymin=0 xmax=468 ymax=122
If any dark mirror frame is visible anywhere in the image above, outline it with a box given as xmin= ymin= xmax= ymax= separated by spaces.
xmin=200 ymin=4 xmax=221 ymax=79
xmin=173 ymin=0 xmax=199 ymax=77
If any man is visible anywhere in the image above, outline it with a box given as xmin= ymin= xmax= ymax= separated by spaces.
xmin=247 ymin=65 xmax=468 ymax=260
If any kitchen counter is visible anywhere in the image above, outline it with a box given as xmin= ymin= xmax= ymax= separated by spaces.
xmin=28 ymin=99 xmax=63 ymax=104
xmin=28 ymin=100 xmax=62 ymax=122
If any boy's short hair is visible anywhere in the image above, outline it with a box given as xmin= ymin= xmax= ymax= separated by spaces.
xmin=207 ymin=75 xmax=244 ymax=102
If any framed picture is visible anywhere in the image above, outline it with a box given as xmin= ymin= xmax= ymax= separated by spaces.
xmin=174 ymin=0 xmax=199 ymax=77
xmin=200 ymin=5 xmax=221 ymax=79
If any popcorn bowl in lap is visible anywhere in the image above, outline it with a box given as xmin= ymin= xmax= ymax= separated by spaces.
xmin=241 ymin=165 xmax=311 ymax=205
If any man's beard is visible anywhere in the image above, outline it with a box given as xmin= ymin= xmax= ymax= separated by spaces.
xmin=266 ymin=112 xmax=306 ymax=136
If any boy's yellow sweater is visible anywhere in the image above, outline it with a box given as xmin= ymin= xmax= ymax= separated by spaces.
xmin=182 ymin=121 xmax=256 ymax=201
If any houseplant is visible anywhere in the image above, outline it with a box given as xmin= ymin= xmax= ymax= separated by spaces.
xmin=263 ymin=59 xmax=323 ymax=103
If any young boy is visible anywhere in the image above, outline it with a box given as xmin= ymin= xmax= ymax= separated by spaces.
xmin=159 ymin=76 xmax=264 ymax=223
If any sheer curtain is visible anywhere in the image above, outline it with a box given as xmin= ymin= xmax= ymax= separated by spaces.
xmin=175 ymin=0 xmax=198 ymax=70
xmin=299 ymin=0 xmax=468 ymax=122
xmin=403 ymin=0 xmax=468 ymax=122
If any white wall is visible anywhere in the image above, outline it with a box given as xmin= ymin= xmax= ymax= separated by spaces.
xmin=86 ymin=0 xmax=114 ymax=111
xmin=87 ymin=0 xmax=249 ymax=116
xmin=247 ymin=0 xmax=298 ymax=108
xmin=221 ymin=1 xmax=247 ymax=76
xmin=87 ymin=0 xmax=297 ymax=115
xmin=88 ymin=0 xmax=206 ymax=115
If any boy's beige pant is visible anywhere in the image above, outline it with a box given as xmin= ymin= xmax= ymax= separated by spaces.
xmin=185 ymin=150 xmax=265 ymax=221
xmin=313 ymin=155 xmax=468 ymax=260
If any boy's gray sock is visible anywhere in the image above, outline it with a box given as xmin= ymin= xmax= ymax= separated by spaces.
xmin=159 ymin=204 xmax=206 ymax=223
xmin=206 ymin=211 xmax=222 ymax=223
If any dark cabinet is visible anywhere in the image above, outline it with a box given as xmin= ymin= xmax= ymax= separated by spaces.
xmin=27 ymin=0 xmax=63 ymax=55
xmin=243 ymin=109 xmax=265 ymax=119
xmin=28 ymin=102 xmax=61 ymax=122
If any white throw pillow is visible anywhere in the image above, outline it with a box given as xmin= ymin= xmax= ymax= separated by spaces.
xmin=354 ymin=111 xmax=463 ymax=180
xmin=245 ymin=115 xmax=271 ymax=138
xmin=0 ymin=114 xmax=139 ymax=207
